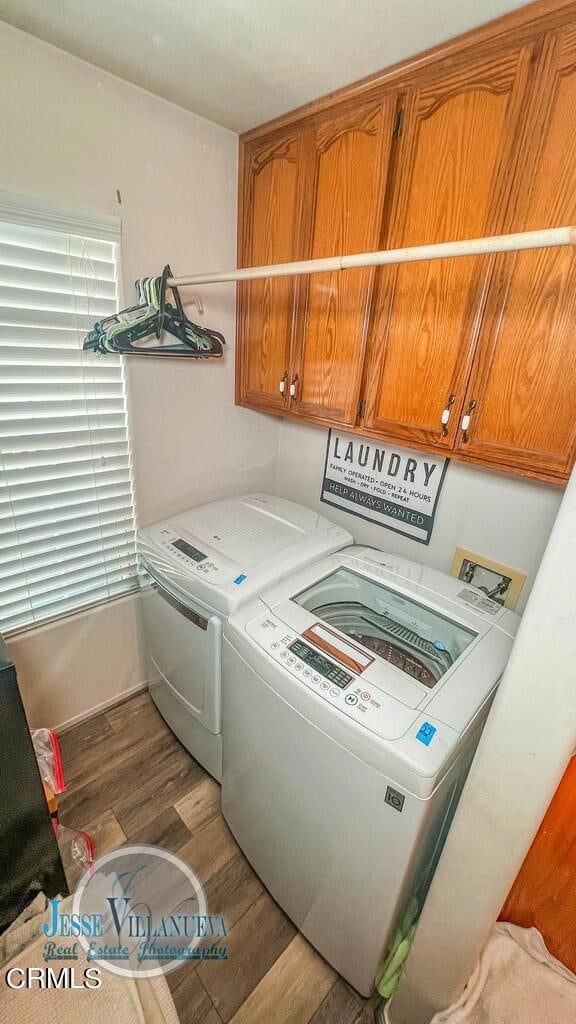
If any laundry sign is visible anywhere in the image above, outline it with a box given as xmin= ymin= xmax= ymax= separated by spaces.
xmin=321 ymin=430 xmax=448 ymax=545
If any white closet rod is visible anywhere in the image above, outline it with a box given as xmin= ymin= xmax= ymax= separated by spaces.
xmin=167 ymin=225 xmax=576 ymax=287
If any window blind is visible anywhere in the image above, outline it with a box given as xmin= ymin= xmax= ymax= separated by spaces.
xmin=0 ymin=209 xmax=137 ymax=634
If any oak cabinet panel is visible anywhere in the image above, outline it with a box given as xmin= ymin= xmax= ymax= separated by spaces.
xmin=289 ymin=100 xmax=397 ymax=426
xmin=457 ymin=28 xmax=576 ymax=477
xmin=362 ymin=48 xmax=533 ymax=449
xmin=237 ymin=132 xmax=307 ymax=412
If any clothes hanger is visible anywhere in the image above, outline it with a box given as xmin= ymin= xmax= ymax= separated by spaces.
xmin=161 ymin=265 xmax=226 ymax=353
xmin=83 ymin=266 xmax=225 ymax=358
xmin=84 ymin=270 xmax=225 ymax=356
xmin=85 ymin=274 xmax=160 ymax=352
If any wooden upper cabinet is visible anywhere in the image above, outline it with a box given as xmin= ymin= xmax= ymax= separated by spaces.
xmin=236 ymin=2 xmax=576 ymax=483
xmin=362 ymin=46 xmax=534 ymax=449
xmin=456 ymin=27 xmax=576 ymax=480
xmin=236 ymin=131 xmax=307 ymax=412
xmin=289 ymin=99 xmax=397 ymax=426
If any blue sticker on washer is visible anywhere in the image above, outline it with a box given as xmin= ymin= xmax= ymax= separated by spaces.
xmin=416 ymin=722 xmax=437 ymax=746
xmin=233 ymin=574 xmax=247 ymax=585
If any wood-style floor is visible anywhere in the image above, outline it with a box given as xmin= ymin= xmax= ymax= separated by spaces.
xmin=59 ymin=692 xmax=377 ymax=1024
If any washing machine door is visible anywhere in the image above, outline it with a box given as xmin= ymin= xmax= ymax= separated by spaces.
xmin=141 ymin=577 xmax=221 ymax=734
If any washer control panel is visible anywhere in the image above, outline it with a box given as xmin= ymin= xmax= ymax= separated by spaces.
xmin=156 ymin=527 xmax=228 ymax=583
xmin=288 ymin=639 xmax=353 ymax=688
xmin=246 ymin=612 xmax=389 ymax=732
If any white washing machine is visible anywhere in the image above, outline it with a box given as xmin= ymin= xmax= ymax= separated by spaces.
xmin=138 ymin=493 xmax=351 ymax=780
xmin=222 ymin=546 xmax=519 ymax=995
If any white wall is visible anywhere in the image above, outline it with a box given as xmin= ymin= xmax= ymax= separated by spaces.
xmin=7 ymin=596 xmax=146 ymax=732
xmin=0 ymin=23 xmax=280 ymax=728
xmin=275 ymin=420 xmax=562 ymax=612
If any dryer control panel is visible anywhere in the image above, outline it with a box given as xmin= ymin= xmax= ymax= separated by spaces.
xmin=156 ymin=527 xmax=228 ymax=584
xmin=246 ymin=611 xmax=398 ymax=736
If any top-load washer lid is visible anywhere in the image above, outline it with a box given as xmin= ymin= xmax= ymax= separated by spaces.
xmin=137 ymin=493 xmax=353 ymax=616
xmin=253 ymin=546 xmax=519 ymax=737
xmin=292 ymin=566 xmax=478 ymax=690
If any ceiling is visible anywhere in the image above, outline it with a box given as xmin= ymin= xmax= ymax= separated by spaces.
xmin=0 ymin=0 xmax=531 ymax=132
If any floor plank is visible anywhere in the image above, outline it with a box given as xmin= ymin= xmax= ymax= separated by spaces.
xmin=309 ymin=978 xmax=374 ymax=1024
xmin=178 ymin=815 xmax=239 ymax=885
xmin=59 ymin=725 xmax=195 ymax=832
xmin=105 ymin=690 xmax=155 ymax=732
xmin=59 ymin=710 xmax=113 ymax=750
xmin=58 ymin=713 xmax=114 ymax=788
xmin=199 ymin=890 xmax=297 ymax=1021
xmin=113 ymin=740 xmax=205 ymax=837
xmin=167 ymin=963 xmax=223 ymax=1024
xmin=204 ymin=851 xmax=264 ymax=932
xmin=58 ymin=698 xmax=190 ymax=827
xmin=82 ymin=808 xmax=127 ymax=858
xmin=175 ymin=776 xmax=221 ymax=834
xmin=60 ymin=694 xmax=173 ymax=792
xmin=228 ymin=933 xmax=335 ymax=1024
xmin=129 ymin=805 xmax=192 ymax=853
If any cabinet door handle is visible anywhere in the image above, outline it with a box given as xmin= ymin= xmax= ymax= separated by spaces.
xmin=279 ymin=371 xmax=288 ymax=395
xmin=441 ymin=394 xmax=456 ymax=436
xmin=460 ymin=400 xmax=477 ymax=443
xmin=289 ymin=375 xmax=299 ymax=400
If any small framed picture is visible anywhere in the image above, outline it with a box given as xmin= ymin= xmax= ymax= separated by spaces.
xmin=450 ymin=547 xmax=527 ymax=610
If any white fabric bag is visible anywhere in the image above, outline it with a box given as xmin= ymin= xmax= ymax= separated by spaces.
xmin=432 ymin=921 xmax=576 ymax=1024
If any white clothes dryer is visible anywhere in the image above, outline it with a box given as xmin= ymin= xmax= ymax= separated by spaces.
xmin=138 ymin=493 xmax=352 ymax=779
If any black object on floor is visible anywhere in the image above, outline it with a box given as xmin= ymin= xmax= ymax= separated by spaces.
xmin=0 ymin=635 xmax=67 ymax=933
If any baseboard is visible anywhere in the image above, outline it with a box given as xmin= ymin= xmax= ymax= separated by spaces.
xmin=55 ymin=681 xmax=149 ymax=734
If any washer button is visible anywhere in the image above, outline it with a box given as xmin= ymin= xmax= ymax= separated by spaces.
xmin=312 ymin=675 xmax=321 ymax=684
xmin=271 ymin=642 xmax=280 ymax=650
xmin=303 ymin=670 xmax=311 ymax=678
xmin=345 ymin=693 xmax=358 ymax=706
xmin=280 ymin=651 xmax=288 ymax=660
xmin=294 ymin=663 xmax=303 ymax=672
xmin=361 ymin=691 xmax=371 ymax=701
xmin=320 ymin=681 xmax=330 ymax=691
xmin=330 ymin=688 xmax=340 ymax=697
xmin=287 ymin=656 xmax=296 ymax=666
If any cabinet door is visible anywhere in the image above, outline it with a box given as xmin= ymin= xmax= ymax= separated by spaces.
xmin=500 ymin=755 xmax=576 ymax=974
xmin=456 ymin=29 xmax=576 ymax=481
xmin=362 ymin=47 xmax=533 ymax=448
xmin=289 ymin=99 xmax=397 ymax=426
xmin=237 ymin=131 xmax=307 ymax=413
